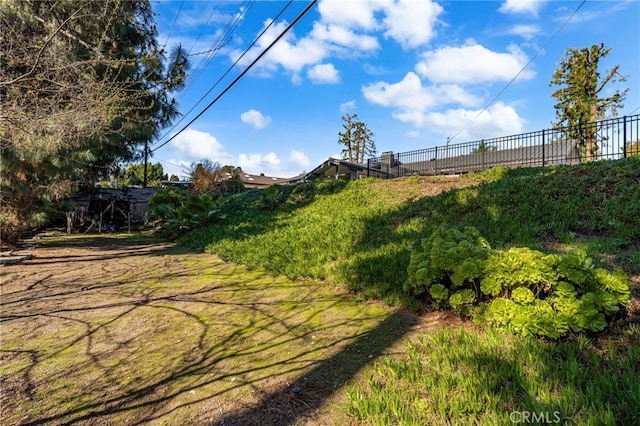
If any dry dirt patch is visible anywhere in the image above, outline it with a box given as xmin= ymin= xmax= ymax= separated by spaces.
xmin=0 ymin=234 xmax=429 ymax=425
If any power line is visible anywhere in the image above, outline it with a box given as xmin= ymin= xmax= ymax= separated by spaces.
xmin=174 ymin=1 xmax=253 ymax=106
xmin=447 ymin=0 xmax=587 ymax=144
xmin=628 ymin=105 xmax=640 ymax=115
xmin=184 ymin=4 xmax=219 ymax=56
xmin=153 ymin=1 xmax=293 ymax=149
xmin=161 ymin=0 xmax=184 ymax=49
xmin=154 ymin=157 xmax=192 ymax=173
xmin=151 ymin=0 xmax=317 ymax=154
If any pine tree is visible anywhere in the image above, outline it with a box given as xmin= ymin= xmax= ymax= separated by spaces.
xmin=338 ymin=114 xmax=376 ymax=163
xmin=550 ymin=44 xmax=627 ymax=161
xmin=352 ymin=121 xmax=376 ymax=163
xmin=338 ymin=113 xmax=357 ymax=162
xmin=0 ymin=0 xmax=189 ymax=242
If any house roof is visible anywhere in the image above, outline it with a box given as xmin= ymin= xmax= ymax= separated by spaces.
xmin=221 ymin=172 xmax=289 ymax=188
xmin=297 ymin=157 xmax=367 ymax=181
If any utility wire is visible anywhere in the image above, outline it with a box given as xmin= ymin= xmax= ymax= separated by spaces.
xmin=153 ymin=1 xmax=293 ymax=148
xmin=162 ymin=0 xmax=184 ymax=49
xmin=174 ymin=1 xmax=252 ymax=106
xmin=154 ymin=157 xmax=192 ymax=173
xmin=151 ymin=0 xmax=317 ymax=154
xmin=447 ymin=0 xmax=587 ymax=144
xmin=184 ymin=4 xmax=219 ymax=56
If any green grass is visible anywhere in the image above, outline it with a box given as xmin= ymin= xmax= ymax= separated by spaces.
xmin=182 ymin=157 xmax=640 ymax=302
xmin=178 ymin=158 xmax=640 ymax=423
xmin=4 ymin=159 xmax=638 ymax=424
xmin=346 ymin=326 xmax=640 ymax=425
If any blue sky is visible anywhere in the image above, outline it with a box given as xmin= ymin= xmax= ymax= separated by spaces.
xmin=149 ymin=0 xmax=640 ymax=179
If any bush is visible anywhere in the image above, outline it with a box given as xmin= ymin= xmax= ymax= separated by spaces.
xmin=406 ymin=226 xmax=630 ymax=338
xmin=147 ymin=189 xmax=220 ymax=238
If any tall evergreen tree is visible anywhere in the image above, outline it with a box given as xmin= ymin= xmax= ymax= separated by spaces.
xmin=338 ymin=113 xmax=357 ymax=162
xmin=352 ymin=121 xmax=376 ymax=163
xmin=549 ymin=43 xmax=627 ymax=160
xmin=338 ymin=114 xmax=376 ymax=163
xmin=0 ymin=0 xmax=188 ymax=241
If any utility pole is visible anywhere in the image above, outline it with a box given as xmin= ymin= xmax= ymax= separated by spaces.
xmin=143 ymin=142 xmax=148 ymax=188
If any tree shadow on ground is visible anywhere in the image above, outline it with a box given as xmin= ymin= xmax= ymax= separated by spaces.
xmin=215 ymin=310 xmax=415 ymax=425
xmin=0 ymin=237 xmax=416 ymax=425
xmin=461 ymin=330 xmax=640 ymax=424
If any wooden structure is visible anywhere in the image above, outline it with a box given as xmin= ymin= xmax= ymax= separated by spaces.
xmin=67 ymin=187 xmax=158 ymax=233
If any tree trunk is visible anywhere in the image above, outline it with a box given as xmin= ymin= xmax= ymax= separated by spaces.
xmin=585 ymin=104 xmax=599 ymax=161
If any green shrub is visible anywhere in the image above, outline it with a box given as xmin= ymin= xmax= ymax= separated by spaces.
xmin=147 ymin=190 xmax=220 ymax=238
xmin=406 ymin=226 xmax=630 ymax=338
xmin=256 ymin=185 xmax=281 ymax=210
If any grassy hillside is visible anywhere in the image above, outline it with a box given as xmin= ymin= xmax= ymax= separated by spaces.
xmin=183 ymin=157 xmax=639 ymax=305
xmin=180 ymin=158 xmax=640 ymax=422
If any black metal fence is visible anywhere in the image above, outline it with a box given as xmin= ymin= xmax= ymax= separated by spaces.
xmin=367 ymin=114 xmax=640 ymax=178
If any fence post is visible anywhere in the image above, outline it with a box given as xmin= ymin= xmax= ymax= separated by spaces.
xmin=542 ymin=129 xmax=546 ymax=167
xmin=434 ymin=146 xmax=438 ymax=175
xmin=395 ymin=152 xmax=400 ymax=178
xmin=367 ymin=158 xmax=370 ymax=177
xmin=623 ymin=116 xmax=627 ymax=158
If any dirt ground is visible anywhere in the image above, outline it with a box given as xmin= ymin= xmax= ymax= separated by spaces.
xmin=0 ymin=233 xmax=457 ymax=426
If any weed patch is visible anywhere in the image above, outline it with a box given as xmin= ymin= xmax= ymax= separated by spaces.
xmin=346 ymin=326 xmax=640 ymax=425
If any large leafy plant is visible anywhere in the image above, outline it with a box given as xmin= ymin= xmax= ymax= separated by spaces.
xmin=147 ymin=189 xmax=220 ymax=238
xmin=406 ymin=226 xmax=630 ymax=338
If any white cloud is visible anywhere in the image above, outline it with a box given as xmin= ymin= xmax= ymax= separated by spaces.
xmin=159 ymin=127 xmax=235 ymax=178
xmin=361 ymin=70 xmax=529 ymax=134
xmin=504 ymin=24 xmax=540 ymax=40
xmin=307 ymin=63 xmax=340 ymax=84
xmin=289 ymin=149 xmax=312 ymax=169
xmin=362 ymin=63 xmax=390 ymax=76
xmin=237 ymin=152 xmax=279 ymax=172
xmin=167 ymin=127 xmax=233 ymax=163
xmin=156 ymin=159 xmax=192 ymax=180
xmin=228 ymin=0 xmax=444 ymax=83
xmin=310 ymin=22 xmax=379 ymax=52
xmin=240 ymin=109 xmax=272 ymax=129
xmin=232 ymin=19 xmax=328 ymax=73
xmin=290 ymin=73 xmax=304 ymax=86
xmin=380 ymin=0 xmax=444 ymax=49
xmin=421 ymin=103 xmax=526 ymax=141
xmin=159 ymin=127 xmax=312 ymax=178
xmin=415 ymin=43 xmax=535 ymax=84
xmin=236 ymin=150 xmax=311 ymax=177
xmin=362 ymin=72 xmax=482 ymax=124
xmin=499 ymin=0 xmax=547 ymax=15
xmin=363 ymin=72 xmax=436 ymax=110
xmin=317 ymin=0 xmax=379 ymax=30
xmin=340 ymin=100 xmax=356 ymax=113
